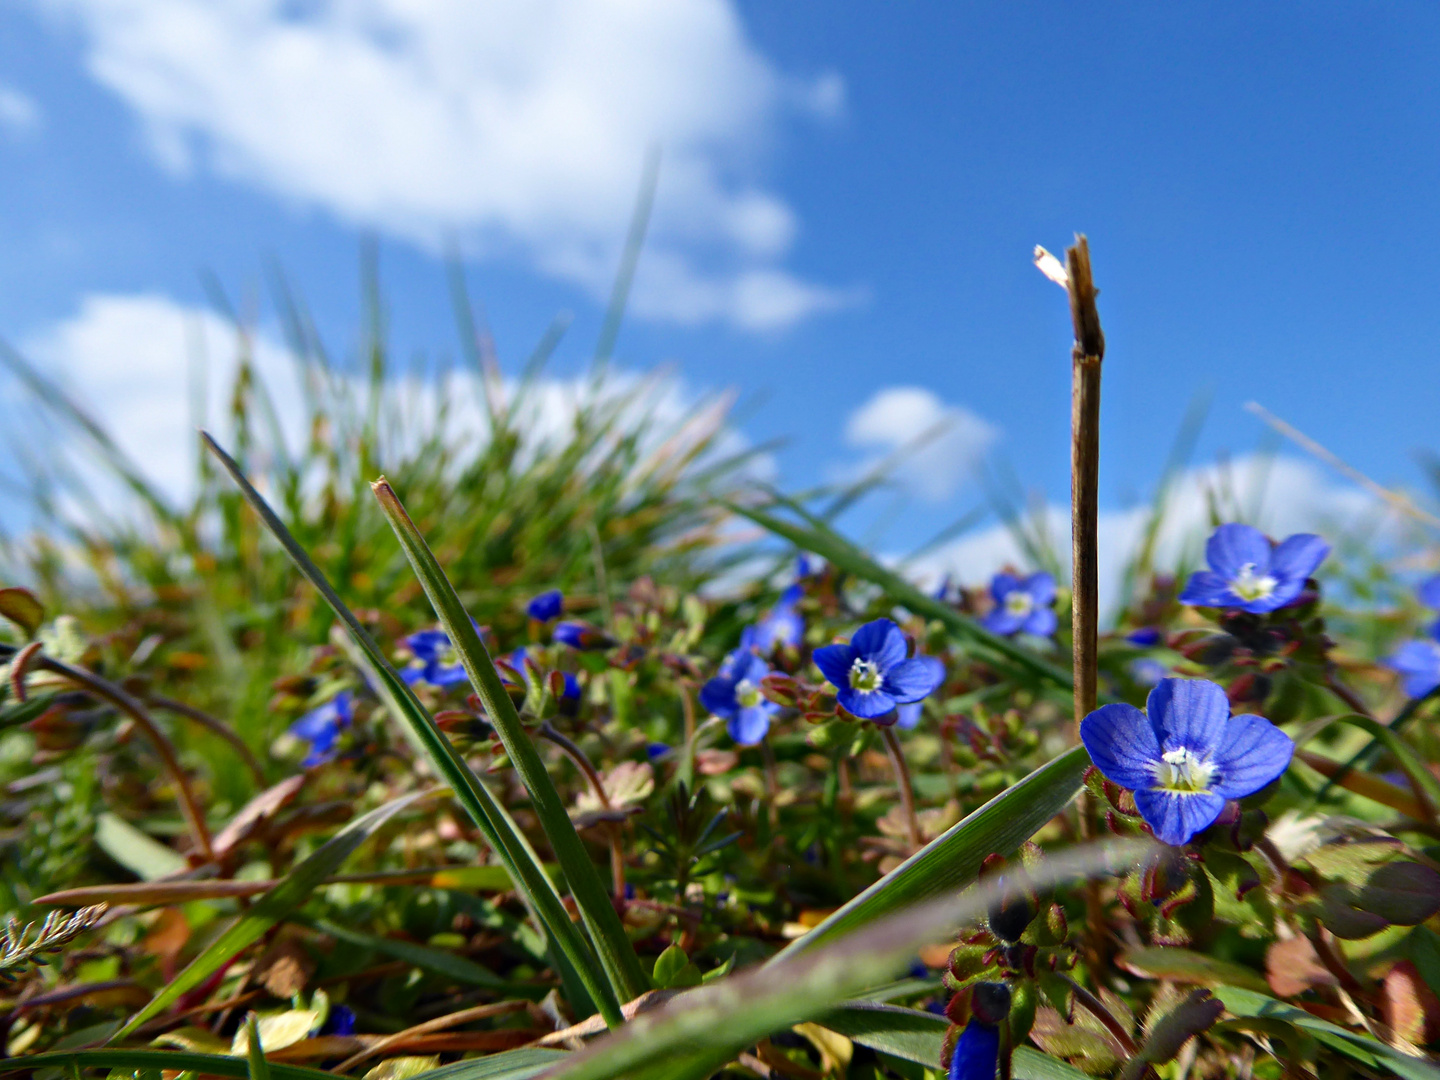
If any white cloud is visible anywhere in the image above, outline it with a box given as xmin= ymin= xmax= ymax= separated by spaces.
xmin=909 ymin=455 xmax=1388 ymax=618
xmin=0 ymin=83 xmax=42 ymax=136
xmin=840 ymin=386 xmax=998 ymax=502
xmin=9 ymin=292 xmax=771 ymax=517
xmin=34 ymin=0 xmax=851 ymax=330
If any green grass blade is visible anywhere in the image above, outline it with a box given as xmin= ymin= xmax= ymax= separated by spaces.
xmin=819 ymin=1003 xmax=1090 ymax=1080
xmin=1215 ymin=985 xmax=1440 ymax=1080
xmin=202 ymin=433 xmax=624 ymax=1028
xmin=372 ymin=478 xmax=651 ymax=1003
xmin=111 ymin=792 xmax=425 ymax=1041
xmin=543 ymin=839 xmax=1147 ymax=1080
xmin=244 ymin=1013 xmax=271 ymax=1080
xmin=412 ymin=1049 xmax=568 ymax=1080
xmin=0 ymin=1050 xmax=334 ymax=1080
xmin=1303 ymin=713 xmax=1440 ymax=820
xmin=309 ymin=918 xmax=514 ymax=990
xmin=772 ymin=745 xmax=1091 ymax=961
xmin=729 ymin=499 xmax=1077 ymax=692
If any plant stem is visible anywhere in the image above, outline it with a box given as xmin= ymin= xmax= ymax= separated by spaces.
xmin=880 ymin=725 xmax=922 ymax=851
xmin=39 ymin=654 xmax=215 ymax=861
xmin=147 ymin=695 xmax=266 ymax=786
xmin=1066 ymin=235 xmax=1105 ymax=733
xmin=539 ymin=722 xmax=627 ymax=903
xmin=1062 ymin=973 xmax=1138 ymax=1057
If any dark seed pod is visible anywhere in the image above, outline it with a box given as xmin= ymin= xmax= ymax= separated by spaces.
xmin=970 ymin=981 xmax=1012 ymax=1025
xmin=988 ymin=879 xmax=1035 ymax=943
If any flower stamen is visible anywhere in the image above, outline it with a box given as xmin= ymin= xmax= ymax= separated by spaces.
xmin=849 ymin=658 xmax=882 ymax=692
xmin=1151 ymin=746 xmax=1216 ymax=794
xmin=1230 ymin=562 xmax=1278 ymax=602
xmin=1004 ymin=591 xmax=1034 ymax=618
xmin=734 ymin=678 xmax=761 ymax=709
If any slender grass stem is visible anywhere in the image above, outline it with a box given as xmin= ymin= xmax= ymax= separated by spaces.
xmin=880 ymin=725 xmax=921 ymax=851
xmin=147 ymin=695 xmax=266 ymax=786
xmin=540 ymin=722 xmax=627 ymax=902
xmin=38 ymin=654 xmax=215 ymax=861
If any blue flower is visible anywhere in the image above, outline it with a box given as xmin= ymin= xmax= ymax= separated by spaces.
xmin=1081 ymin=678 xmax=1293 ymax=846
xmin=1386 ymin=635 xmax=1440 ymax=698
xmin=319 ymin=1004 xmax=356 ymax=1037
xmin=896 ymin=702 xmax=923 ymax=730
xmin=1126 ymin=626 xmax=1162 ymax=647
xmin=814 ymin=618 xmax=946 ymax=720
xmin=1129 ymin=658 xmax=1167 ymax=687
xmin=559 ymin=671 xmax=581 ymax=700
xmin=553 ymin=621 xmax=616 ymax=651
xmin=982 ymin=573 xmax=1057 ymax=637
xmin=527 ymin=589 xmax=564 ymax=621
xmin=949 ymin=1019 xmax=1000 ymax=1080
xmin=700 ymin=648 xmax=779 ymax=745
xmin=1179 ymin=524 xmax=1329 ymax=614
xmin=1419 ymin=574 xmax=1440 ymax=610
xmin=290 ymin=691 xmax=353 ymax=768
xmin=402 ymin=629 xmax=468 ymax=687
xmin=646 ymin=741 xmax=672 ymax=761
xmin=754 ymin=584 xmax=805 ymax=652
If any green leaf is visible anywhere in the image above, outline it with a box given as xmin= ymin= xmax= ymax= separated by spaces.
xmin=1306 ymin=714 xmax=1440 ymax=822
xmin=110 ymin=792 xmax=425 ymax=1041
xmin=774 ymin=745 xmax=1091 ymax=960
xmin=244 ymin=1015 xmax=271 ymax=1080
xmin=1215 ymin=985 xmax=1440 ymax=1080
xmin=818 ymin=1003 xmax=1089 ymax=1080
xmin=94 ymin=813 xmax=188 ymax=882
xmin=202 ymin=432 xmax=622 ymax=1028
xmin=372 ymin=477 xmax=649 ymax=1003
xmin=1118 ymin=946 xmax=1270 ymax=994
xmin=0 ymin=1050 xmax=333 ymax=1080
xmin=728 ymin=499 xmax=1076 ymax=691
xmin=412 ymin=1050 xmax=568 ymax=1080
xmin=542 ymin=838 xmax=1146 ymax=1080
xmin=651 ymin=945 xmax=701 ymax=989
xmin=309 ymin=918 xmax=513 ymax=990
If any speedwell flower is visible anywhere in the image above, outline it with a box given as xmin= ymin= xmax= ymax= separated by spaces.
xmin=1386 ymin=632 xmax=1440 ymax=699
xmin=753 ymin=583 xmax=804 ymax=652
xmin=526 ymin=589 xmax=563 ymax=621
xmin=1080 ymin=677 xmax=1293 ymax=846
xmin=948 ymin=982 xmax=1010 ymax=1080
xmin=553 ymin=621 xmax=616 ymax=651
xmin=814 ymin=618 xmax=945 ymax=720
xmin=700 ymin=648 xmax=779 ymax=745
xmin=402 ymin=630 xmax=468 ymax=688
xmin=1179 ymin=523 xmax=1329 ymax=614
xmin=982 ymin=572 xmax=1057 ymax=637
xmin=290 ymin=691 xmax=353 ymax=768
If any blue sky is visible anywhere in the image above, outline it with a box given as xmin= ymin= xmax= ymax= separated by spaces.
xmin=1 ymin=2 xmax=1436 ymax=587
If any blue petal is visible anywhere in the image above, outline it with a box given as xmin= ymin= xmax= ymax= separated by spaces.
xmin=735 ymin=652 xmax=770 ymax=685
xmin=1147 ymin=678 xmax=1229 ymax=756
xmin=882 ymin=656 xmax=945 ymax=703
xmin=525 ymin=589 xmax=564 ymax=621
xmin=851 ymin=619 xmax=907 ymax=671
xmin=729 ymin=705 xmax=774 ymax=746
xmin=1080 ymin=703 xmax=1160 ymax=791
xmin=1024 ymin=572 xmax=1057 ymax=606
xmin=895 ymin=702 xmax=923 ymax=730
xmin=699 ymin=676 xmax=739 ymax=718
xmin=756 ymin=607 xmax=804 ymax=651
xmin=401 ymin=666 xmax=425 ymax=685
xmin=1205 ymin=523 xmax=1271 ymax=579
xmin=1269 ymin=533 xmax=1329 ymax=588
xmin=1210 ymin=713 xmax=1294 ymax=800
xmin=405 ymin=629 xmax=450 ymax=661
xmin=1387 ymin=640 xmax=1440 ymax=698
xmin=813 ymin=643 xmax=856 ymax=689
xmin=838 ymin=686 xmax=896 ymax=719
xmin=779 ymin=583 xmax=804 ymax=606
xmin=1178 ymin=570 xmax=1237 ymax=607
xmin=990 ymin=572 xmax=1021 ymax=602
xmin=289 ymin=706 xmax=337 ymax=741
xmin=560 ymin=672 xmax=581 ymax=700
xmin=1023 ymin=608 xmax=1057 ymax=637
xmin=1133 ymin=788 xmax=1226 ymax=846
xmin=430 ymin=664 xmax=470 ymax=687
xmin=1127 ymin=626 xmax=1162 ymax=647
xmin=949 ymin=1020 xmax=1000 ymax=1080
xmin=1419 ymin=574 xmax=1440 ymax=610
xmin=982 ymin=609 xmax=1024 ymax=636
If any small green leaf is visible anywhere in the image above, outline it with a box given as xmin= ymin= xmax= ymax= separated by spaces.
xmin=774 ymin=745 xmax=1091 ymax=959
xmin=0 ymin=587 xmax=44 ymax=637
xmin=651 ymin=945 xmax=701 ymax=989
xmin=94 ymin=813 xmax=187 ymax=882
xmin=1118 ymin=946 xmax=1269 ymax=993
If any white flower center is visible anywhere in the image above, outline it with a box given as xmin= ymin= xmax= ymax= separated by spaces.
xmin=1004 ymin=591 xmax=1034 ymax=618
xmin=1152 ymin=746 xmax=1217 ymax=794
xmin=735 ymin=679 xmax=762 ymax=709
xmin=1230 ymin=562 xmax=1278 ymax=602
xmin=849 ymin=658 xmax=882 ymax=692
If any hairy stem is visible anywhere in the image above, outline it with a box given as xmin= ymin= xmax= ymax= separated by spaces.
xmin=880 ymin=725 xmax=922 ymax=850
xmin=1062 ymin=974 xmax=1139 ymax=1057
